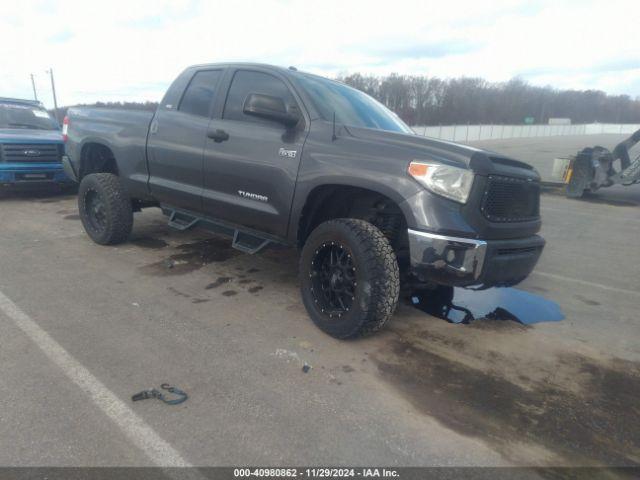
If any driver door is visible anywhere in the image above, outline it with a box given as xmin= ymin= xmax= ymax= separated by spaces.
xmin=202 ymin=69 xmax=307 ymax=238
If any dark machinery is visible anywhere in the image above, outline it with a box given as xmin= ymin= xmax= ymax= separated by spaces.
xmin=565 ymin=128 xmax=640 ymax=198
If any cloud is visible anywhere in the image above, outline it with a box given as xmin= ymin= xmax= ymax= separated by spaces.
xmin=521 ymin=59 xmax=640 ymax=77
xmin=48 ymin=30 xmax=75 ymax=43
xmin=365 ymin=40 xmax=480 ymax=63
xmin=1 ymin=0 xmax=639 ymax=107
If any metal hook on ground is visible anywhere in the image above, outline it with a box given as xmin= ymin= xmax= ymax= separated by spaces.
xmin=131 ymin=384 xmax=188 ymax=405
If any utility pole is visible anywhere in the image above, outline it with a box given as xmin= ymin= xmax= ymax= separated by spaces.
xmin=47 ymin=68 xmax=60 ymax=122
xmin=30 ymin=74 xmax=38 ymax=101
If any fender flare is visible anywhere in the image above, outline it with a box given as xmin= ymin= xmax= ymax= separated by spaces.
xmin=288 ymin=175 xmax=420 ymax=244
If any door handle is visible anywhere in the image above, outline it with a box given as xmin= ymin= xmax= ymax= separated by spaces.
xmin=207 ymin=129 xmax=229 ymax=143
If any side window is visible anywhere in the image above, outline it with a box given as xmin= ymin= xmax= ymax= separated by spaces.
xmin=223 ymin=70 xmax=296 ymax=125
xmin=178 ymin=70 xmax=222 ymax=117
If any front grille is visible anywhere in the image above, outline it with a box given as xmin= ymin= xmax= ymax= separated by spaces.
xmin=497 ymin=245 xmax=541 ymax=256
xmin=0 ymin=143 xmax=62 ymax=163
xmin=481 ymin=175 xmax=540 ymax=222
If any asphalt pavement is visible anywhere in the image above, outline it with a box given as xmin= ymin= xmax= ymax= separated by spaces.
xmin=0 ymin=135 xmax=639 ymax=470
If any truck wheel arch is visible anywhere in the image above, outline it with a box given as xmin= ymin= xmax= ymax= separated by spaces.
xmin=296 ymin=184 xmax=413 ymax=255
xmin=79 ymin=142 xmax=119 ymax=180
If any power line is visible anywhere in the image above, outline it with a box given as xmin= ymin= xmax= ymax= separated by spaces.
xmin=30 ymin=74 xmax=38 ymax=101
xmin=46 ymin=68 xmax=60 ymax=121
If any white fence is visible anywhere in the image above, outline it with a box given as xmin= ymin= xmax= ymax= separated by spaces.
xmin=411 ymin=123 xmax=640 ymax=142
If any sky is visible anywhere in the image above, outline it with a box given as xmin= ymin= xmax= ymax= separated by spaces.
xmin=1 ymin=0 xmax=639 ymax=109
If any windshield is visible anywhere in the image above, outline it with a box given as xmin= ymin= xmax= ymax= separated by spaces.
xmin=295 ymin=74 xmax=414 ymax=134
xmin=0 ymin=103 xmax=59 ymax=130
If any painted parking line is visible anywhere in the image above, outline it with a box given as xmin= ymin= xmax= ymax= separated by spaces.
xmin=533 ymin=271 xmax=640 ymax=297
xmin=0 ymin=289 xmax=191 ymax=467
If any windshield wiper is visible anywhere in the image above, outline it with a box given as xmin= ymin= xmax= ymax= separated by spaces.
xmin=7 ymin=123 xmax=49 ymax=130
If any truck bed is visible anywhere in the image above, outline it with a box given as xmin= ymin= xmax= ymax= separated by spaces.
xmin=65 ymin=108 xmax=155 ymax=198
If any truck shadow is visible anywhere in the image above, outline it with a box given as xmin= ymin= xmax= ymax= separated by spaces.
xmin=0 ymin=186 xmax=77 ymax=203
xmin=409 ymin=286 xmax=564 ymax=327
xmin=542 ymin=184 xmax=640 ymax=207
xmin=578 ymin=190 xmax=640 ymax=207
xmin=135 ymin=223 xmax=563 ymax=329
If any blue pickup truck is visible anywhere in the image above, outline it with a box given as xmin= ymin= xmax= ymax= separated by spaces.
xmin=0 ymin=97 xmax=72 ymax=191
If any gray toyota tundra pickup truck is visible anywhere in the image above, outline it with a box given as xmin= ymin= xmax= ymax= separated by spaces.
xmin=63 ymin=63 xmax=544 ymax=338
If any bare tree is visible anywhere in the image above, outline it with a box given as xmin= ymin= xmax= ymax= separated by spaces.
xmin=55 ymin=78 xmax=640 ymax=127
xmin=337 ymin=74 xmax=640 ymax=125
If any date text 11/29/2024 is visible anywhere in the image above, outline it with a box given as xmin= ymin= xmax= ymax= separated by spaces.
xmin=233 ymin=468 xmax=399 ymax=478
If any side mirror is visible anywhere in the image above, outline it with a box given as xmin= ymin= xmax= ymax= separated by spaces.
xmin=243 ymin=93 xmax=300 ymax=127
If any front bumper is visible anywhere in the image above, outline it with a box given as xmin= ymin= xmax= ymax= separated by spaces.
xmin=0 ymin=162 xmax=73 ymax=187
xmin=408 ymin=229 xmax=545 ymax=288
xmin=61 ymin=155 xmax=79 ymax=182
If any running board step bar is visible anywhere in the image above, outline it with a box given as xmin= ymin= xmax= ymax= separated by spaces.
xmin=167 ymin=211 xmax=199 ymax=231
xmin=232 ymin=231 xmax=271 ymax=254
xmin=162 ymin=206 xmax=274 ymax=254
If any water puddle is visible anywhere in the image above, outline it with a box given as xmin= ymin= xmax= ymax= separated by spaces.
xmin=130 ymin=236 xmax=169 ymax=249
xmin=139 ymin=237 xmax=240 ymax=276
xmin=410 ymin=286 xmax=564 ymax=325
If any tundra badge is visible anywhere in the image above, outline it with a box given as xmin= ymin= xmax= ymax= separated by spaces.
xmin=238 ymin=190 xmax=269 ymax=203
xmin=279 ymin=148 xmax=297 ymax=158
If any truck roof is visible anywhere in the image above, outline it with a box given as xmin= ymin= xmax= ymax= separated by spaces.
xmin=0 ymin=97 xmax=45 ymax=108
xmin=189 ymin=62 xmax=292 ymax=71
xmin=185 ymin=62 xmax=349 ymax=87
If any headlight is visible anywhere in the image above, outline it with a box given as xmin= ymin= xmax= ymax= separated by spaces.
xmin=408 ymin=161 xmax=475 ymax=204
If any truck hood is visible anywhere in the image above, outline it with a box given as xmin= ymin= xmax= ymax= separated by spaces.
xmin=0 ymin=129 xmax=63 ymax=143
xmin=345 ymin=126 xmax=539 ymax=179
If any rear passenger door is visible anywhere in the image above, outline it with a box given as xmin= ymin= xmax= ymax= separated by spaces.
xmin=147 ymin=69 xmax=223 ymax=211
xmin=202 ymin=69 xmax=307 ymax=238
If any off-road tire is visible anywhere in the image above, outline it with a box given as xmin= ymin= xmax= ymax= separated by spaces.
xmin=300 ymin=218 xmax=400 ymax=339
xmin=78 ymin=173 xmax=133 ymax=245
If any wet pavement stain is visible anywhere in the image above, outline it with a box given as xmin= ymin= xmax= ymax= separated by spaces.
xmin=130 ymin=237 xmax=169 ymax=249
xmin=238 ymin=279 xmax=253 ymax=284
xmin=222 ymin=290 xmax=238 ymax=297
xmin=139 ymin=237 xmax=240 ymax=276
xmin=286 ymin=303 xmax=305 ymax=313
xmin=410 ymin=286 xmax=564 ymax=326
xmin=464 ymin=318 xmax=531 ymax=332
xmin=374 ymin=337 xmax=640 ymax=466
xmin=206 ymin=276 xmax=233 ymax=289
xmin=247 ymin=268 xmax=260 ymax=273
xmin=168 ymin=287 xmax=190 ymax=298
xmin=248 ymin=285 xmax=263 ymax=294
xmin=64 ymin=214 xmax=81 ymax=220
xmin=191 ymin=298 xmax=210 ymax=304
xmin=574 ymin=294 xmax=601 ymax=306
xmin=528 ymin=285 xmax=549 ymax=293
